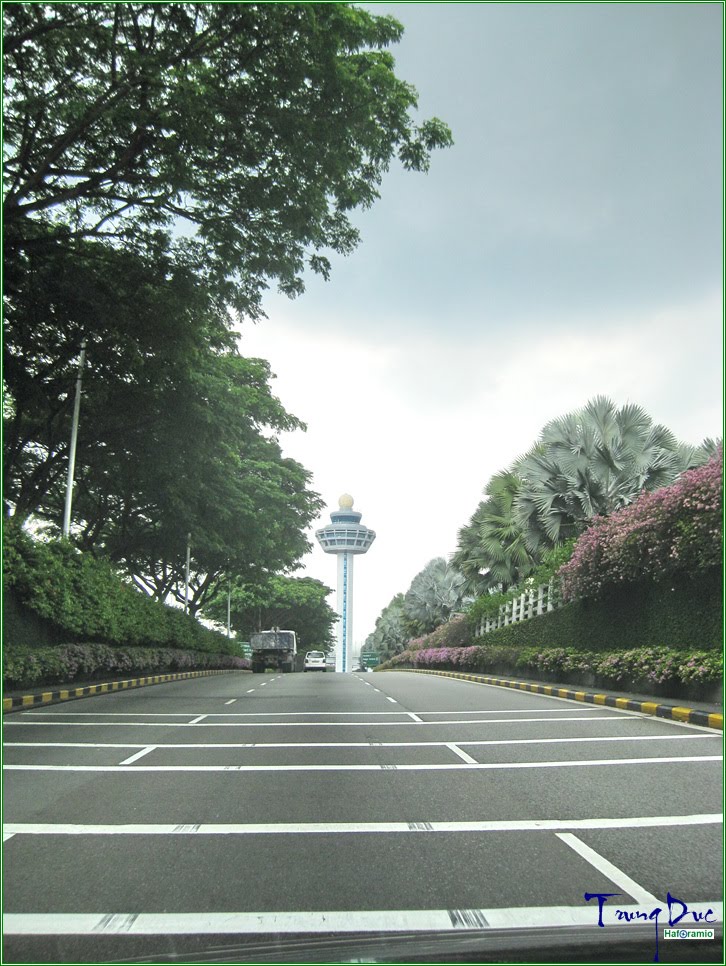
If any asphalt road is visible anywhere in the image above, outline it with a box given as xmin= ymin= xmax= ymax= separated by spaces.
xmin=3 ymin=669 xmax=723 ymax=963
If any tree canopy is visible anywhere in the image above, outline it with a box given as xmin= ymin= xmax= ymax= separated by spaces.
xmin=3 ymin=1 xmax=452 ymax=629
xmin=4 ymin=1 xmax=452 ymax=315
xmin=203 ymin=575 xmax=337 ymax=650
xmin=403 ymin=557 xmax=469 ymax=634
xmin=3 ymin=233 xmax=322 ymax=612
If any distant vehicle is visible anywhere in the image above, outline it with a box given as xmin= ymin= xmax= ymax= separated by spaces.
xmin=304 ymin=650 xmax=327 ymax=672
xmin=249 ymin=629 xmax=297 ymax=674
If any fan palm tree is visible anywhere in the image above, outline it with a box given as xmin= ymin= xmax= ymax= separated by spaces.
xmin=513 ymin=396 xmax=713 ymax=552
xmin=404 ymin=557 xmax=469 ymax=633
xmin=452 ymin=470 xmax=537 ymax=592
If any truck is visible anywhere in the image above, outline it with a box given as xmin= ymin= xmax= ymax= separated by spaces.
xmin=249 ymin=628 xmax=297 ymax=674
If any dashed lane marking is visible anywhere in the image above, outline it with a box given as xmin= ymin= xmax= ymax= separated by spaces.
xmin=447 ymin=743 xmax=479 ymax=764
xmin=556 ymin=833 xmax=658 ymax=904
xmin=118 ymin=747 xmax=155 ymax=766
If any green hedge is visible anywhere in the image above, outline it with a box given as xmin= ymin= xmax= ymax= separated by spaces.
xmin=475 ymin=571 xmax=722 ymax=652
xmin=3 ymin=526 xmax=233 ymax=653
xmin=4 ymin=643 xmax=249 ymax=690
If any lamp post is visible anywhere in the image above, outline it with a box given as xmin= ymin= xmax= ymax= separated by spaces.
xmin=184 ymin=533 xmax=191 ymax=615
xmin=61 ymin=339 xmax=87 ymax=538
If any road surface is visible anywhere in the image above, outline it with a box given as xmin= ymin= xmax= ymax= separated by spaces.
xmin=3 ymin=669 xmax=723 ymax=962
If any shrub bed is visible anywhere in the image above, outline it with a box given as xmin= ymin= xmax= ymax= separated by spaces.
xmin=559 ymin=448 xmax=722 ymax=600
xmin=376 ymin=644 xmax=722 ymax=700
xmin=4 ymin=643 xmax=250 ymax=690
xmin=4 ymin=525 xmax=233 ymax=653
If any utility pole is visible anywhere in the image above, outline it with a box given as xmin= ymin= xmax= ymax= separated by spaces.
xmin=227 ymin=583 xmax=232 ymax=639
xmin=184 ymin=533 xmax=191 ymax=615
xmin=62 ymin=339 xmax=87 ymax=538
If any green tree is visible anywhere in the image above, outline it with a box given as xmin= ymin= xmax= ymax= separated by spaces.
xmin=69 ymin=350 xmax=321 ymax=614
xmin=403 ymin=558 xmax=469 ymax=634
xmin=203 ymin=575 xmax=337 ymax=651
xmin=3 ymin=234 xmax=233 ymax=523
xmin=4 ymin=2 xmax=452 ymax=315
xmin=4 ymin=235 xmax=322 ymax=611
xmin=514 ymin=396 xmax=713 ymax=551
xmin=452 ymin=470 xmax=537 ymax=593
xmin=365 ymin=593 xmax=410 ymax=659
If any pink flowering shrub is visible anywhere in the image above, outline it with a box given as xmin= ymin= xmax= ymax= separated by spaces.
xmin=4 ymin=643 xmax=250 ymax=689
xmin=558 ymin=448 xmax=722 ymax=601
xmin=376 ymin=643 xmax=722 ymax=688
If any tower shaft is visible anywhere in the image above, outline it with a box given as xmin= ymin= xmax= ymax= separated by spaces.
xmin=336 ymin=552 xmax=355 ymax=673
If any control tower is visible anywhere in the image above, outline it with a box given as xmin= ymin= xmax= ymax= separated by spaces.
xmin=315 ymin=495 xmax=376 ymax=673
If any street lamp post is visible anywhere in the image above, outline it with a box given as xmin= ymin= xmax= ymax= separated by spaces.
xmin=61 ymin=339 xmax=87 ymax=538
xmin=184 ymin=533 xmax=191 ymax=615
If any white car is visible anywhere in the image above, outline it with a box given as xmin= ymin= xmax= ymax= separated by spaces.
xmin=303 ymin=650 xmax=327 ymax=672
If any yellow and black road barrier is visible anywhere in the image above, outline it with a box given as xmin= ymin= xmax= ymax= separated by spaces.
xmin=384 ymin=667 xmax=723 ymax=731
xmin=3 ymin=668 xmax=246 ymax=713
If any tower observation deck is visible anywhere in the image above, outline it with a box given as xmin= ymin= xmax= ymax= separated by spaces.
xmin=315 ymin=495 xmax=375 ymax=672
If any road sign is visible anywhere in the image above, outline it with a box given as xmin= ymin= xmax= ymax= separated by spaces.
xmin=359 ymin=651 xmax=380 ymax=667
xmin=240 ymin=643 xmax=252 ymax=659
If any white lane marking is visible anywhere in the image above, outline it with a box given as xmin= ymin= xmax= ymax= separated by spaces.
xmin=557 ymin=833 xmax=658 ymax=904
xmin=119 ymin=747 xmax=155 ymax=766
xmin=5 ymin=904 xmax=722 ymax=935
xmin=0 ymin=715 xmax=653 ymax=728
xmin=3 ymin=833 xmax=15 ymax=842
xmin=447 ymin=743 xmax=478 ymax=764
xmin=16 ymin=709 xmax=607 ymax=717
xmin=5 ymin=814 xmax=722 ymax=837
xmin=3 ymin=734 xmax=718 ymax=751
xmin=188 ymin=715 xmax=208 ymax=725
xmin=5 ymin=756 xmax=721 ymax=773
xmin=386 ymin=697 xmax=398 ymax=704
xmin=408 ymin=713 xmax=423 ymax=723
xmin=246 ymin=690 xmax=255 ymax=693
xmin=224 ymin=700 xmax=237 ymax=705
xmin=259 ymin=683 xmax=267 ymax=687
xmin=372 ymin=689 xmax=381 ymax=693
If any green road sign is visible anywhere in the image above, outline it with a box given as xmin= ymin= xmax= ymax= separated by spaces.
xmin=360 ymin=651 xmax=380 ymax=667
xmin=240 ymin=643 xmax=253 ymax=659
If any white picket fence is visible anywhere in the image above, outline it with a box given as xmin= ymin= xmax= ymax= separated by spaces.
xmin=475 ymin=579 xmax=563 ymax=636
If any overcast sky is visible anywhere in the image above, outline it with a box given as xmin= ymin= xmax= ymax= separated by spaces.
xmin=238 ymin=2 xmax=723 ymax=650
